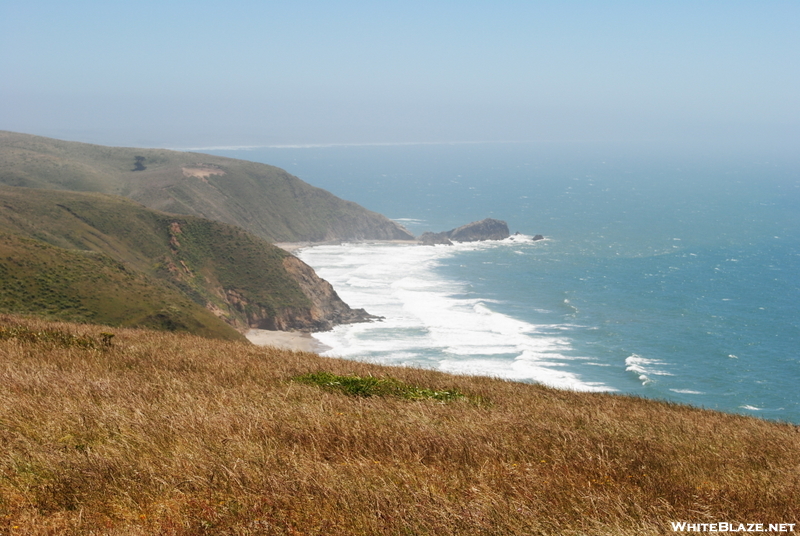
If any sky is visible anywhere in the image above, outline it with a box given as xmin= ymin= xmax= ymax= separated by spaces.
xmin=1 ymin=1 xmax=798 ymax=151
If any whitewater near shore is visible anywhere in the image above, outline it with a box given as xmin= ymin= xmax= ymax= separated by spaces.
xmin=293 ymin=235 xmax=614 ymax=393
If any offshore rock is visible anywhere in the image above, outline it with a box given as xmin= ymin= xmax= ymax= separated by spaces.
xmin=447 ymin=218 xmax=510 ymax=242
xmin=418 ymin=231 xmax=453 ymax=246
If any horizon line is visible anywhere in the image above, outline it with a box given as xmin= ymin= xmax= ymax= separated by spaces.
xmin=172 ymin=139 xmax=557 ymax=152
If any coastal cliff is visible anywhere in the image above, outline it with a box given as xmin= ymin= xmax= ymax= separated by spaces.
xmin=0 ymin=187 xmax=378 ymax=337
xmin=280 ymin=256 xmax=377 ymax=331
xmin=209 ymin=259 xmax=375 ymax=333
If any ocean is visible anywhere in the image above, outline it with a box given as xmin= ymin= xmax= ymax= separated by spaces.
xmin=207 ymin=142 xmax=800 ymax=423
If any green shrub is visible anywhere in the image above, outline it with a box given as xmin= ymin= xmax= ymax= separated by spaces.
xmin=294 ymin=371 xmax=466 ymax=402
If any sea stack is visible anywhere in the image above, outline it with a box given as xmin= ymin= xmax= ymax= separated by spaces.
xmin=419 ymin=218 xmax=511 ymax=245
xmin=447 ymin=218 xmax=510 ymax=242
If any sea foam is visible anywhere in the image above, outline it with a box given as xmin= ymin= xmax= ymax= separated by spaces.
xmin=625 ymin=354 xmax=674 ymax=385
xmin=300 ymin=238 xmax=612 ymax=392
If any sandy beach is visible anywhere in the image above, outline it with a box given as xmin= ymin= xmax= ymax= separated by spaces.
xmin=245 ymin=328 xmax=329 ymax=353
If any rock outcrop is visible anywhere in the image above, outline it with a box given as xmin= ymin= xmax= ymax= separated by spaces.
xmin=419 ymin=218 xmax=510 ymax=245
xmin=204 ymin=256 xmax=378 ymax=333
xmin=448 ymin=219 xmax=510 ymax=241
xmin=278 ymin=256 xmax=379 ymax=331
xmin=418 ymin=231 xmax=453 ymax=246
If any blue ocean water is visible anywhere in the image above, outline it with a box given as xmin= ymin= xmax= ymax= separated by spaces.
xmin=208 ymin=143 xmax=800 ymax=423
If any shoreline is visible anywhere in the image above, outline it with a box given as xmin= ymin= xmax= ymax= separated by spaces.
xmin=245 ymin=328 xmax=331 ymax=353
xmin=265 ymin=240 xmax=419 ymax=352
xmin=275 ymin=239 xmax=418 ymax=254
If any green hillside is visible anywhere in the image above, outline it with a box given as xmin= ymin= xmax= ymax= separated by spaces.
xmin=0 ymin=186 xmax=363 ymax=336
xmin=0 ymin=233 xmax=243 ymax=340
xmin=0 ymin=131 xmax=414 ymax=242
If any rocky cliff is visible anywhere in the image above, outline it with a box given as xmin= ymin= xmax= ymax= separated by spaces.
xmin=419 ymin=218 xmax=511 ymax=245
xmin=449 ymin=219 xmax=510 ymax=241
xmin=418 ymin=231 xmax=453 ymax=246
xmin=0 ymin=187 xmax=379 ymax=337
xmin=279 ymin=256 xmax=378 ymax=331
xmin=213 ymin=261 xmax=376 ymax=333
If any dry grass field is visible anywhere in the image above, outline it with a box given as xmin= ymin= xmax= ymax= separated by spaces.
xmin=0 ymin=314 xmax=798 ymax=535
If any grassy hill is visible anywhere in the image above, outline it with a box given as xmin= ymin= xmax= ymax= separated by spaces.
xmin=0 ymin=186 xmax=368 ymax=336
xmin=0 ymin=233 xmax=243 ymax=340
xmin=0 ymin=131 xmax=414 ymax=243
xmin=1 ymin=315 xmax=798 ymax=535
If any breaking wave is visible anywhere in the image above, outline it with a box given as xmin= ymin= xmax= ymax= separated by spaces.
xmin=299 ymin=239 xmax=612 ymax=392
xmin=625 ymin=354 xmax=674 ymax=385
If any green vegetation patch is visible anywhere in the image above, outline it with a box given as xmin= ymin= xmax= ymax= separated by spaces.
xmin=0 ymin=324 xmax=113 ymax=349
xmin=0 ymin=232 xmax=244 ymax=341
xmin=294 ymin=371 xmax=466 ymax=402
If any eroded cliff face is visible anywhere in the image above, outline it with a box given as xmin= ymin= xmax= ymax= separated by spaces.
xmin=278 ymin=256 xmax=378 ymax=331
xmin=199 ymin=256 xmax=377 ymax=333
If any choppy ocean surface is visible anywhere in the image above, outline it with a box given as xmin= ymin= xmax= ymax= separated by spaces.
xmin=208 ymin=143 xmax=800 ymax=423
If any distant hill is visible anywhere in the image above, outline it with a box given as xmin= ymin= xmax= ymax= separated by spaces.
xmin=0 ymin=187 xmax=373 ymax=337
xmin=0 ymin=131 xmax=414 ymax=243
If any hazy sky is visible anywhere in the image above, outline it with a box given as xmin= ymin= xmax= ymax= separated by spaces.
xmin=2 ymin=1 xmax=798 ymax=149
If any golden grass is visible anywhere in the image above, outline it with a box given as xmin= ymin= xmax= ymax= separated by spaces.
xmin=0 ymin=314 xmax=798 ymax=535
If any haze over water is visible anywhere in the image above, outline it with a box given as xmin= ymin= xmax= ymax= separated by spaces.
xmin=212 ymin=142 xmax=800 ymax=423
